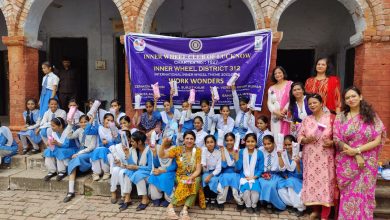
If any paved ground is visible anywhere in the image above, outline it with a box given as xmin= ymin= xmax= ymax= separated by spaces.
xmin=0 ymin=190 xmax=310 ymax=220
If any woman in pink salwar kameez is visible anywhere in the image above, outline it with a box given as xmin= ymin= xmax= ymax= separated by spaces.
xmin=333 ymin=86 xmax=386 ymax=220
xmin=267 ymin=66 xmax=292 ymax=136
xmin=298 ymin=93 xmax=336 ymax=220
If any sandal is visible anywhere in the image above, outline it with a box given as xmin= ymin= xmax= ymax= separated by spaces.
xmin=166 ymin=207 xmax=179 ymax=220
xmin=136 ymin=203 xmax=148 ymax=211
xmin=180 ymin=209 xmax=191 ymax=220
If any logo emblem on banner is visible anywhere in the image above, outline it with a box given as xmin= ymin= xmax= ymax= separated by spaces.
xmin=254 ymin=36 xmax=263 ymax=52
xmin=133 ymin=38 xmax=146 ymax=52
xmin=189 ymin=39 xmax=202 ymax=52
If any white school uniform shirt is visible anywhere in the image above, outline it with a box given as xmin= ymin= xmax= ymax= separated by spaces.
xmin=67 ymin=125 xmax=98 ymax=155
xmin=70 ymin=110 xmax=85 ymax=126
xmin=201 ymin=148 xmax=222 ymax=176
xmin=39 ymin=108 xmax=67 ymax=129
xmin=261 ymin=148 xmax=285 ymax=172
xmin=232 ymin=90 xmax=255 ymax=132
xmin=42 ymin=72 xmax=60 ymax=90
xmin=190 ymin=108 xmax=216 ymax=133
xmin=193 ymin=129 xmax=208 ymax=149
xmin=210 ymin=114 xmax=235 ymax=134
xmin=98 ymin=126 xmax=115 ymax=142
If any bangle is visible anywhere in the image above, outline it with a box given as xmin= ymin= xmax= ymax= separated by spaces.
xmin=357 ymin=148 xmax=361 ymax=154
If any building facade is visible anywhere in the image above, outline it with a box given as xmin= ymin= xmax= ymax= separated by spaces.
xmin=0 ymin=0 xmax=389 ymax=161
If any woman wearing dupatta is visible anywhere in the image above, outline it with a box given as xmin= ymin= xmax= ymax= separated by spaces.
xmin=159 ymin=130 xmax=206 ymax=220
xmin=333 ymin=86 xmax=386 ymax=220
xmin=298 ymin=94 xmax=336 ymax=220
xmin=267 ymin=66 xmax=293 ymax=136
xmin=305 ymin=57 xmax=341 ymax=114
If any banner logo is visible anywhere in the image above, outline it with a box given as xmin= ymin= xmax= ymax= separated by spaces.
xmin=189 ymin=39 xmax=202 ymax=52
xmin=133 ymin=38 xmax=146 ymax=52
xmin=254 ymin=36 xmax=263 ymax=52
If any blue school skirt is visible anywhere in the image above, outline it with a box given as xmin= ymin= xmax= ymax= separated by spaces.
xmin=181 ymin=120 xmax=194 ymax=133
xmin=43 ymin=147 xmax=78 ymax=161
xmin=277 ymin=175 xmax=303 ymax=194
xmin=39 ymin=88 xmax=58 ymax=118
xmin=202 ymin=170 xmax=220 ymax=193
xmin=240 ymin=179 xmax=261 ymax=194
xmin=232 ymin=127 xmax=248 ymax=139
xmin=125 ymin=168 xmax=150 ymax=184
xmin=0 ymin=142 xmax=18 ymax=164
xmin=219 ymin=167 xmax=241 ymax=191
xmin=258 ymin=173 xmax=286 ymax=210
xmin=67 ymin=152 xmax=92 ymax=174
xmin=39 ymin=128 xmax=49 ymax=139
xmin=90 ymin=146 xmax=111 ymax=163
xmin=148 ymin=171 xmax=176 ymax=196
xmin=18 ymin=129 xmax=42 ymax=144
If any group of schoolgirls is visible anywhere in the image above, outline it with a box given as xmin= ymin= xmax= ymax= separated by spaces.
xmin=9 ymin=83 xmax=306 ymax=216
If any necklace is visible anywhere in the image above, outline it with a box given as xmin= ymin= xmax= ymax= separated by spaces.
xmin=181 ymin=146 xmax=195 ymax=176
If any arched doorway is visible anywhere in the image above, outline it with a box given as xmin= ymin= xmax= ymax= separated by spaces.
xmin=138 ymin=0 xmax=260 ymax=35
xmin=0 ymin=10 xmax=9 ymax=118
xmin=151 ymin=0 xmax=256 ymax=37
xmin=276 ymin=0 xmax=356 ymax=88
xmin=23 ymin=0 xmax=125 ymax=111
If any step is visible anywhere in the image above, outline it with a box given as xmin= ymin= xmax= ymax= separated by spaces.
xmin=9 ymin=169 xmax=86 ymax=194
xmin=0 ymin=168 xmax=25 ymax=190
xmin=10 ymin=155 xmax=28 ymax=169
xmin=26 ymin=153 xmax=46 ymax=170
xmin=84 ymin=178 xmax=111 ymax=196
xmin=374 ymin=207 xmax=390 ymax=219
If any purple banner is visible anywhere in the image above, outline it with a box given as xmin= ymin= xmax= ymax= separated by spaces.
xmin=125 ymin=30 xmax=272 ymax=110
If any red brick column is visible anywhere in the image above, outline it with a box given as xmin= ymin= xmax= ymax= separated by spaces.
xmin=2 ymin=36 xmax=39 ymax=132
xmin=354 ymin=41 xmax=390 ymax=163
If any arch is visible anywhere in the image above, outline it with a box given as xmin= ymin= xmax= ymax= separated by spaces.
xmin=136 ymin=0 xmax=265 ymax=33
xmin=271 ymin=0 xmax=376 ymax=46
xmin=20 ymin=0 xmax=128 ymax=47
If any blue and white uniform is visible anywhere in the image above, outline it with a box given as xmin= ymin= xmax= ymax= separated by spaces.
xmin=277 ymin=151 xmax=305 ymax=211
xmin=232 ymin=90 xmax=255 ymax=140
xmin=43 ymin=125 xmax=78 ymax=174
xmin=216 ymin=148 xmax=243 ymax=205
xmin=0 ymin=126 xmax=18 ymax=164
xmin=235 ymin=148 xmax=264 ymax=209
xmin=19 ymin=109 xmax=42 ymax=150
xmin=39 ymin=108 xmax=66 ymax=144
xmin=39 ymin=72 xmax=59 ymax=118
xmin=67 ymin=123 xmax=99 ymax=174
xmin=258 ymin=148 xmax=286 ymax=210
xmin=122 ymin=146 xmax=153 ymax=196
xmin=148 ymin=145 xmax=177 ymax=202
xmin=201 ymin=147 xmax=222 ymax=194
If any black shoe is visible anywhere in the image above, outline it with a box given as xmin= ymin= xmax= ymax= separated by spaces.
xmin=119 ymin=202 xmax=132 ymax=211
xmin=160 ymin=199 xmax=170 ymax=207
xmin=152 ymin=199 xmax=160 ymax=207
xmin=217 ymin=203 xmax=224 ymax=211
xmin=287 ymin=206 xmax=294 ymax=213
xmin=29 ymin=149 xmax=40 ymax=155
xmin=43 ymin=172 xmax=57 ymax=181
xmin=63 ymin=193 xmax=75 ymax=203
xmin=209 ymin=199 xmax=216 ymax=210
xmin=246 ymin=207 xmax=254 ymax=214
xmin=236 ymin=204 xmax=245 ymax=211
xmin=56 ymin=172 xmax=67 ymax=181
xmin=22 ymin=149 xmax=28 ymax=155
xmin=295 ymin=210 xmax=305 ymax=217
xmin=136 ymin=203 xmax=148 ymax=211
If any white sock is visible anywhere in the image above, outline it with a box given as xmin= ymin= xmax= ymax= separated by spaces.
xmin=69 ymin=181 xmax=75 ymax=193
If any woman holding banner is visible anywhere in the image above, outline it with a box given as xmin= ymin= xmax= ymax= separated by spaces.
xmin=159 ymin=131 xmax=206 ymax=220
xmin=267 ymin=66 xmax=292 ymax=136
xmin=305 ymin=57 xmax=341 ymax=114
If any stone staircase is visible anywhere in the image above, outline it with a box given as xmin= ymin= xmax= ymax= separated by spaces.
xmin=0 ymin=154 xmax=389 ymax=218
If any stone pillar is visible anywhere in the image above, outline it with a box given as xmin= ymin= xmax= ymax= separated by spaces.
xmin=354 ymin=41 xmax=390 ymax=163
xmin=2 ymin=36 xmax=39 ymax=132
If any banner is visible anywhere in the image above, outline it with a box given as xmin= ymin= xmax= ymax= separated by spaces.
xmin=125 ymin=30 xmax=272 ymax=110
